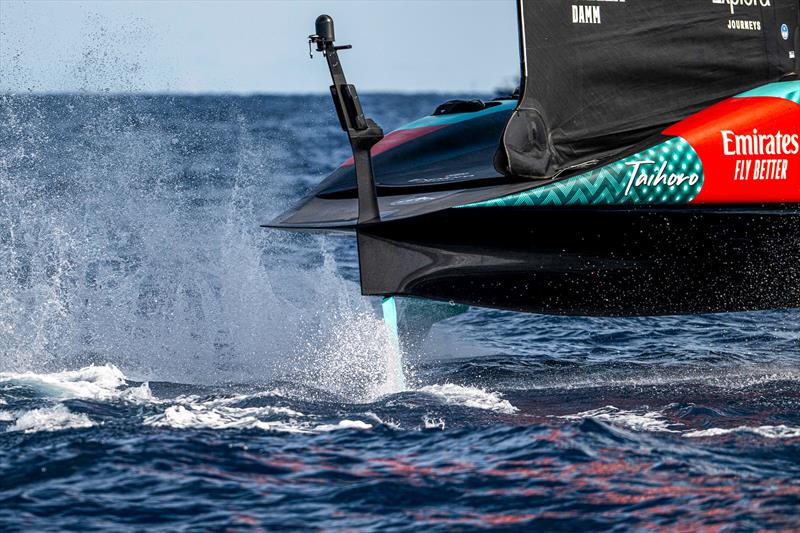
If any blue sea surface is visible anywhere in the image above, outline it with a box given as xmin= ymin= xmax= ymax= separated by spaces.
xmin=0 ymin=94 xmax=799 ymax=531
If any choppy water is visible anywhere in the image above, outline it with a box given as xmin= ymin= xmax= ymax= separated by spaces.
xmin=1 ymin=93 xmax=799 ymax=531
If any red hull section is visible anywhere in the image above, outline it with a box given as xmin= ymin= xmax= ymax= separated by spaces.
xmin=665 ymin=94 xmax=800 ymax=204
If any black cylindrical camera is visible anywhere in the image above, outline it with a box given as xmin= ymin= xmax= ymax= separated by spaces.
xmin=315 ymin=15 xmax=335 ymax=47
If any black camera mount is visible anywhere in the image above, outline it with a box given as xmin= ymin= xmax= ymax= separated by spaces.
xmin=309 ymin=15 xmax=384 ymax=225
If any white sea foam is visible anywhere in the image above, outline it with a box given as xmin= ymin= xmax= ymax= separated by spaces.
xmin=144 ymin=402 xmax=372 ymax=434
xmin=144 ymin=404 xmax=308 ymax=433
xmin=684 ymin=425 xmax=800 ymax=439
xmin=560 ymin=406 xmax=800 ymax=439
xmin=120 ymin=382 xmax=155 ymax=403
xmin=0 ymin=411 xmax=14 ymax=422
xmin=419 ymin=384 xmax=518 ymax=414
xmin=364 ymin=411 xmax=401 ymax=430
xmin=168 ymin=393 xmax=303 ymax=416
xmin=143 ymin=391 xmax=375 ymax=433
xmin=0 ymin=364 xmax=153 ymax=402
xmin=143 ymin=382 xmax=518 ymax=433
xmin=7 ymin=405 xmax=94 ymax=433
xmin=315 ymin=420 xmax=373 ymax=432
xmin=559 ymin=406 xmax=681 ymax=433
xmin=422 ymin=415 xmax=446 ymax=430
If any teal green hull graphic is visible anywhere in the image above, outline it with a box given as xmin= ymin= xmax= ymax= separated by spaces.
xmin=458 ymin=82 xmax=800 ymax=210
xmin=736 ymin=81 xmax=800 ymax=104
xmin=461 ymin=137 xmax=703 ymax=208
xmin=395 ymin=100 xmax=516 ymax=131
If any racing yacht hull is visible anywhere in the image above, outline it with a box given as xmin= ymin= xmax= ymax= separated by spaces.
xmin=357 ymin=205 xmax=800 ymax=316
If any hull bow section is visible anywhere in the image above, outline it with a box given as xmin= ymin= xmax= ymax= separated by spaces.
xmin=357 ymin=206 xmax=800 ymax=316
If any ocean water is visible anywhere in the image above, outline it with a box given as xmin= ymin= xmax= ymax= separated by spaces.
xmin=1 ymin=93 xmax=799 ymax=531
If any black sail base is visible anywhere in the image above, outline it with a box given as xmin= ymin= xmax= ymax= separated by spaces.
xmin=356 ymin=206 xmax=800 ymax=316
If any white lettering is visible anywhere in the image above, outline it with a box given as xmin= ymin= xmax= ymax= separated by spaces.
xmin=712 ymin=0 xmax=772 ymax=16
xmin=624 ymin=160 xmax=699 ymax=197
xmin=572 ymin=5 xmax=601 ymax=24
xmin=720 ymin=129 xmax=800 ymax=156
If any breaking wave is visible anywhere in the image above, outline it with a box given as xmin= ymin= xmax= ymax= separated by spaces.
xmin=418 ymin=384 xmax=518 ymax=414
xmin=8 ymin=405 xmax=94 ymax=434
